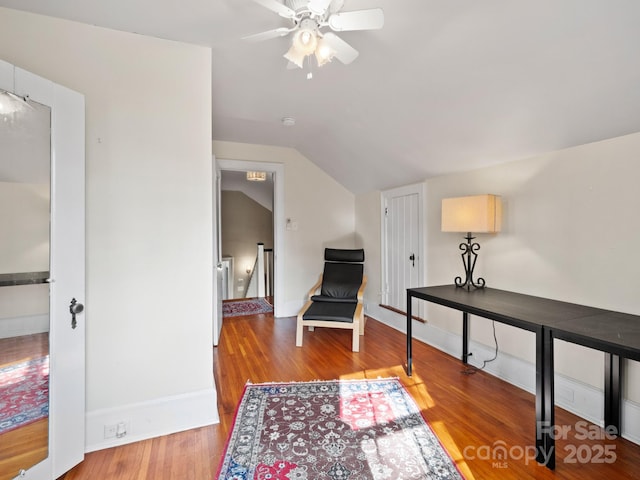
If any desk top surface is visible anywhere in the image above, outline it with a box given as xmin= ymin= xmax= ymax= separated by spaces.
xmin=408 ymin=285 xmax=640 ymax=360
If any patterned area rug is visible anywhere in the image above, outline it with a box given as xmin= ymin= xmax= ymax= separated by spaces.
xmin=0 ymin=355 xmax=49 ymax=434
xmin=223 ymin=298 xmax=273 ymax=318
xmin=217 ymin=378 xmax=464 ymax=479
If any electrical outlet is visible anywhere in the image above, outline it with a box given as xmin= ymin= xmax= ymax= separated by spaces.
xmin=104 ymin=424 xmax=118 ymax=439
xmin=116 ymin=421 xmax=128 ymax=438
xmin=104 ymin=421 xmax=130 ymax=439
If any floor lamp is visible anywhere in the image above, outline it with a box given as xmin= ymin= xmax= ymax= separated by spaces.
xmin=441 ymin=194 xmax=502 ymax=290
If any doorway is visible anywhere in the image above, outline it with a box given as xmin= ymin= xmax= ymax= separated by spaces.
xmin=212 ymin=159 xmax=284 ymax=344
xmin=219 ymin=170 xmax=274 ymax=301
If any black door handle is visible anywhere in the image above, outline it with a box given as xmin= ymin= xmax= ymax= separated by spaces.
xmin=69 ymin=298 xmax=84 ymax=329
xmin=409 ymin=254 xmax=415 ymax=267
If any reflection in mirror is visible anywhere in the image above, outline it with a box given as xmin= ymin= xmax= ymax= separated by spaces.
xmin=0 ymin=89 xmax=51 ymax=480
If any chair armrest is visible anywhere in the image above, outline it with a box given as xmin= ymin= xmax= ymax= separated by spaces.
xmin=357 ymin=275 xmax=367 ymax=302
xmin=306 ymin=275 xmax=323 ymax=300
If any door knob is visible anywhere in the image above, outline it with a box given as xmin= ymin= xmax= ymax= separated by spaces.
xmin=409 ymin=253 xmax=415 ymax=267
xmin=69 ymin=298 xmax=84 ymax=329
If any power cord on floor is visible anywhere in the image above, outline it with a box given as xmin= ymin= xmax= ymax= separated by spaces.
xmin=462 ymin=320 xmax=499 ymax=375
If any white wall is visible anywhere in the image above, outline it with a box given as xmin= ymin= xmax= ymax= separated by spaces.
xmin=213 ymin=141 xmax=356 ymax=315
xmin=0 ymin=182 xmax=50 ymax=337
xmin=357 ymin=132 xmax=640 ymax=442
xmin=0 ymin=182 xmax=49 ymax=274
xmin=0 ymin=7 xmax=217 ymax=450
xmin=355 ymin=190 xmax=382 ymax=313
xmin=425 ymin=132 xmax=640 ymax=396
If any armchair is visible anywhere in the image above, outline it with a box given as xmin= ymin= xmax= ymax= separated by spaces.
xmin=296 ymin=248 xmax=367 ymax=352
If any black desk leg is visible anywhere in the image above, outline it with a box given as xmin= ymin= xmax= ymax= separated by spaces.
xmin=462 ymin=312 xmax=469 ymax=364
xmin=604 ymin=353 xmax=622 ymax=435
xmin=406 ymin=293 xmax=413 ymax=376
xmin=536 ymin=327 xmax=555 ymax=469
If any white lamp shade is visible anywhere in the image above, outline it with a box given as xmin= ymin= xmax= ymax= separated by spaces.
xmin=441 ymin=194 xmax=502 ymax=233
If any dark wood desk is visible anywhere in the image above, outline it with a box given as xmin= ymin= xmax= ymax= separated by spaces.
xmin=406 ymin=285 xmax=640 ymax=470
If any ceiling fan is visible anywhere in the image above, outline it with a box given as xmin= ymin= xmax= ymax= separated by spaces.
xmin=244 ymin=0 xmax=384 ymax=70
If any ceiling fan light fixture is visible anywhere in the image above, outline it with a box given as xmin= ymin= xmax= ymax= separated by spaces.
xmin=292 ymin=22 xmax=318 ymax=55
xmin=315 ymin=38 xmax=336 ymax=66
xmin=247 ymin=0 xmax=384 ymax=72
xmin=284 ymin=44 xmax=306 ymax=68
xmin=284 ymin=20 xmax=318 ymax=68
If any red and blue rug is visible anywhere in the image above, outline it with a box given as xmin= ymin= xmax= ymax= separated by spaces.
xmin=223 ymin=298 xmax=273 ymax=318
xmin=0 ymin=355 xmax=49 ymax=434
xmin=217 ymin=378 xmax=464 ymax=479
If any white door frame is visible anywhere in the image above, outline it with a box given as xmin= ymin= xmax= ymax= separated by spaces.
xmin=214 ymin=158 xmax=284 ymax=319
xmin=381 ymin=183 xmax=425 ymax=314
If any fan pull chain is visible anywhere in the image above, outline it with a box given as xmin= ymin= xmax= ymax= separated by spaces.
xmin=306 ymin=56 xmax=313 ymax=80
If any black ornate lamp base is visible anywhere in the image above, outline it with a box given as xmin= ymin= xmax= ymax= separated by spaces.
xmin=455 ymin=232 xmax=486 ymax=290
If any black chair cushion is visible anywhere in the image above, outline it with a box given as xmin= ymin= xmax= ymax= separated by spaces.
xmin=302 ymin=301 xmax=357 ymax=323
xmin=310 ymin=295 xmax=356 ymax=304
xmin=325 ymin=248 xmax=365 ymax=263
xmin=320 ymin=262 xmax=363 ymax=301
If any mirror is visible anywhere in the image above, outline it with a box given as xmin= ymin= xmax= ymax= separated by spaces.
xmin=0 ymin=89 xmax=51 ymax=479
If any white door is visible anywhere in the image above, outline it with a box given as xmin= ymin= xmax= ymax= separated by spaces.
xmin=382 ymin=184 xmax=424 ymax=317
xmin=212 ymin=157 xmax=223 ymax=346
xmin=4 ymin=62 xmax=86 ymax=479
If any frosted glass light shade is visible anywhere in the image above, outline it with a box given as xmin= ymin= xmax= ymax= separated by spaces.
xmin=441 ymin=194 xmax=502 ymax=233
xmin=284 ymin=45 xmax=307 ymax=68
xmin=315 ymin=38 xmax=336 ymax=66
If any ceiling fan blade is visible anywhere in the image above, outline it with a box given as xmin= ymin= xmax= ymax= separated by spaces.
xmin=328 ymin=8 xmax=384 ymax=32
xmin=251 ymin=0 xmax=296 ymax=19
xmin=243 ymin=27 xmax=292 ymax=42
xmin=329 ymin=0 xmax=345 ymax=14
xmin=308 ymin=0 xmax=333 ymax=16
xmin=322 ymin=32 xmax=359 ymax=64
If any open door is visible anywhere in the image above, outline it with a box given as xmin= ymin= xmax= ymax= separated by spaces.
xmin=0 ymin=60 xmax=85 ymax=479
xmin=212 ymin=156 xmax=223 ymax=346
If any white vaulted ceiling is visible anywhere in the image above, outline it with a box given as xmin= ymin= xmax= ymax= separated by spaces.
xmin=1 ymin=0 xmax=640 ymax=193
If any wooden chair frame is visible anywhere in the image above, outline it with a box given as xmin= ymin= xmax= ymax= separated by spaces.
xmin=296 ymin=274 xmax=367 ymax=352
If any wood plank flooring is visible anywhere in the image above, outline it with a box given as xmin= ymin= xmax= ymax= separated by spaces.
xmin=62 ymin=313 xmax=640 ymax=479
xmin=0 ymin=333 xmax=49 ymax=480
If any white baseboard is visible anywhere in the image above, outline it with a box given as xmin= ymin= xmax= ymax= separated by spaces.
xmin=278 ymin=300 xmax=304 ymax=319
xmin=0 ymin=314 xmax=49 ymax=339
xmin=366 ymin=304 xmax=640 ymax=446
xmin=85 ymin=387 xmax=219 ymax=453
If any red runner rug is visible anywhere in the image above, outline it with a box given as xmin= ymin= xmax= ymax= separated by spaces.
xmin=0 ymin=355 xmax=49 ymax=434
xmin=223 ymin=298 xmax=273 ymax=318
xmin=216 ymin=377 xmax=464 ymax=479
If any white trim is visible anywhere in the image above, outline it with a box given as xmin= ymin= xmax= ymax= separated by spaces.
xmin=0 ymin=314 xmax=49 ymax=339
xmin=215 ymin=159 xmax=285 ymax=317
xmin=85 ymin=388 xmax=219 ymax=452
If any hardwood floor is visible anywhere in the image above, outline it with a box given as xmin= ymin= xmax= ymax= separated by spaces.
xmin=0 ymin=333 xmax=49 ymax=480
xmin=62 ymin=313 xmax=640 ymax=479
